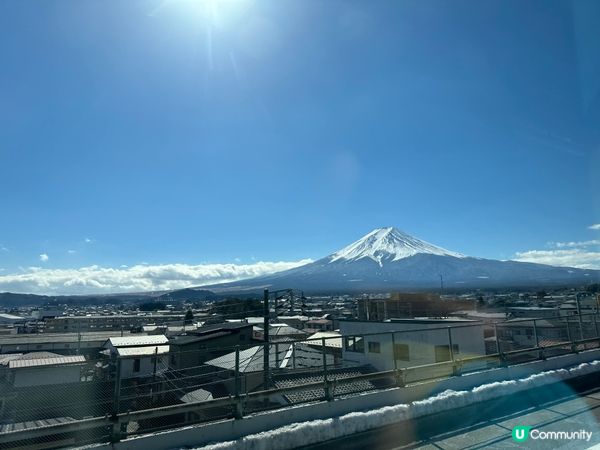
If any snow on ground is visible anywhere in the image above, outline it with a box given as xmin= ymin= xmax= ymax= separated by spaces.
xmin=191 ymin=360 xmax=600 ymax=450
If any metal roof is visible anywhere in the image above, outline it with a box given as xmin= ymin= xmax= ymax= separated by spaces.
xmin=8 ymin=355 xmax=85 ymax=369
xmin=0 ymin=417 xmax=75 ymax=433
xmin=116 ymin=345 xmax=170 ymax=357
xmin=305 ymin=332 xmax=343 ymax=348
xmin=179 ymin=388 xmax=213 ymax=404
xmin=190 ymin=322 xmax=252 ymax=335
xmin=171 ymin=331 xmax=232 ymax=346
xmin=107 ymin=335 xmax=168 ymax=347
xmin=205 ymin=343 xmax=330 ymax=373
xmin=0 ymin=331 xmax=138 ymax=346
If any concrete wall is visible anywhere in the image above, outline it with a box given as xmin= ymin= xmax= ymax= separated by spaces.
xmin=87 ymin=347 xmax=600 ymax=450
xmin=340 ymin=321 xmax=486 ymax=371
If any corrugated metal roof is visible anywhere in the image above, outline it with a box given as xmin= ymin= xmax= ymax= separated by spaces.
xmin=205 ymin=343 xmax=328 ymax=373
xmin=107 ymin=335 xmax=168 ymax=347
xmin=116 ymin=345 xmax=169 ymax=357
xmin=179 ymin=388 xmax=213 ymax=404
xmin=0 ymin=354 xmax=22 ymax=366
xmin=0 ymin=417 xmax=75 ymax=433
xmin=171 ymin=331 xmax=231 ymax=346
xmin=0 ymin=331 xmax=138 ymax=346
xmin=305 ymin=332 xmax=343 ymax=348
xmin=8 ymin=355 xmax=85 ymax=369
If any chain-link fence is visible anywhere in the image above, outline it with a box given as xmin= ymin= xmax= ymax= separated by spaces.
xmin=2 ymin=312 xmax=600 ymax=448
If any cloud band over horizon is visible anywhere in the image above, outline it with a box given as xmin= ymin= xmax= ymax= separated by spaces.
xmin=0 ymin=259 xmax=313 ymax=295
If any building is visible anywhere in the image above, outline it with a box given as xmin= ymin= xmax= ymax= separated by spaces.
xmin=304 ymin=319 xmax=334 ymax=333
xmin=253 ymin=324 xmax=308 ymax=342
xmin=169 ymin=322 xmax=253 ymax=372
xmin=103 ymin=335 xmax=169 ymax=379
xmin=0 ymin=352 xmax=85 ymax=388
xmin=44 ymin=313 xmax=185 ymax=333
xmin=357 ymin=293 xmax=474 ymax=320
xmin=0 ymin=352 xmax=89 ymax=422
xmin=339 ymin=318 xmax=486 ymax=372
xmin=205 ymin=343 xmax=333 ymax=393
xmin=0 ymin=330 xmax=141 ymax=356
xmin=507 ymin=307 xmax=560 ymax=319
xmin=0 ymin=313 xmax=26 ymax=326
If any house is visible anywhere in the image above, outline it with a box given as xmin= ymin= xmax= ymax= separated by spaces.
xmin=169 ymin=322 xmax=253 ymax=373
xmin=204 ymin=343 xmax=333 ymax=393
xmin=0 ymin=352 xmax=87 ymax=421
xmin=103 ymin=335 xmax=169 ymax=379
xmin=253 ymin=323 xmax=308 ymax=342
xmin=0 ymin=352 xmax=85 ymax=388
xmin=339 ymin=318 xmax=486 ymax=373
xmin=304 ymin=318 xmax=334 ymax=333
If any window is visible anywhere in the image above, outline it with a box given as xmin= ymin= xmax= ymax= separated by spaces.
xmin=434 ymin=344 xmax=459 ymax=362
xmin=344 ymin=336 xmax=364 ymax=353
xmin=394 ymin=343 xmax=410 ymax=361
xmin=368 ymin=341 xmax=381 ymax=353
xmin=133 ymin=358 xmax=141 ymax=372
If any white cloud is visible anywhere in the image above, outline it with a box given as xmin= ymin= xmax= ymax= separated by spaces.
xmin=514 ymin=249 xmax=600 ymax=269
xmin=67 ymin=250 xmax=77 ymax=254
xmin=553 ymin=240 xmax=600 ymax=248
xmin=0 ymin=246 xmax=8 ymax=253
xmin=0 ymin=259 xmax=313 ymax=295
xmin=84 ymin=238 xmax=92 ymax=243
xmin=589 ymin=224 xmax=600 ymax=230
xmin=39 ymin=254 xmax=49 ymax=262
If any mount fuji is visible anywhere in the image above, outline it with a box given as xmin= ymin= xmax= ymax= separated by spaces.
xmin=201 ymin=227 xmax=599 ymax=293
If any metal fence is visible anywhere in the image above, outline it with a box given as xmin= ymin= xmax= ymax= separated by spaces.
xmin=1 ymin=312 xmax=600 ymax=448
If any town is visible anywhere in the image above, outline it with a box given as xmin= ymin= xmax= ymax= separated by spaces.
xmin=0 ymin=285 xmax=598 ymax=448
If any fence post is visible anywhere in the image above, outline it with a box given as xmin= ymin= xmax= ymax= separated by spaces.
xmin=111 ymin=356 xmax=122 ymax=442
xmin=448 ymin=327 xmax=460 ymax=376
xmin=566 ymin=319 xmax=577 ymax=353
xmin=447 ymin=327 xmax=454 ymax=361
xmin=391 ymin=332 xmax=398 ymax=371
xmin=234 ymin=346 xmax=243 ymax=419
xmin=494 ymin=323 xmax=503 ymax=365
xmin=322 ymin=338 xmax=332 ymax=401
xmin=533 ymin=319 xmax=543 ymax=360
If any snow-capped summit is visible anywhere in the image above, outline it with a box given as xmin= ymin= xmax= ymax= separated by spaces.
xmin=200 ymin=226 xmax=598 ymax=293
xmin=329 ymin=227 xmax=464 ymax=266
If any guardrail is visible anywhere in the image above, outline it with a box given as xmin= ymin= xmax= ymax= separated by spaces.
xmin=1 ymin=313 xmax=599 ymax=448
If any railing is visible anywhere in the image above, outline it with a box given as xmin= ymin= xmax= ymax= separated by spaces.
xmin=0 ymin=312 xmax=599 ymax=448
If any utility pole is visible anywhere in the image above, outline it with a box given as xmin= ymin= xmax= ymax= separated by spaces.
xmin=263 ymin=288 xmax=270 ymax=389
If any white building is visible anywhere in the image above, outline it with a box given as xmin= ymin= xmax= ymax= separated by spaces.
xmin=339 ymin=318 xmax=486 ymax=372
xmin=103 ymin=335 xmax=169 ymax=379
xmin=0 ymin=352 xmax=85 ymax=388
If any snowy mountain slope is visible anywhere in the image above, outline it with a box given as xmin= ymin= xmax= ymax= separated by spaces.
xmin=200 ymin=228 xmax=599 ymax=293
xmin=330 ymin=227 xmax=464 ymax=265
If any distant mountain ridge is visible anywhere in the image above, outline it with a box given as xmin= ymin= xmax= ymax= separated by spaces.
xmin=201 ymin=227 xmax=599 ymax=293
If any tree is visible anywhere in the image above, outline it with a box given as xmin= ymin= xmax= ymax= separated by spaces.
xmin=184 ymin=309 xmax=194 ymax=324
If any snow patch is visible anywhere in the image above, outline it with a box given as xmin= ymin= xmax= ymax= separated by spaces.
xmin=329 ymin=227 xmax=464 ymax=265
xmin=193 ymin=360 xmax=600 ymax=450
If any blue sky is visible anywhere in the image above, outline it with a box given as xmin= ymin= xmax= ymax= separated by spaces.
xmin=1 ymin=0 xmax=600 ymax=294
